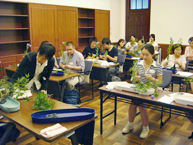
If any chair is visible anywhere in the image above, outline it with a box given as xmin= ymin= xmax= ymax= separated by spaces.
xmin=116 ymin=54 xmax=126 ymax=75
xmin=0 ymin=122 xmax=20 ymax=145
xmin=76 ymin=60 xmax=94 ymax=103
xmin=162 ymin=69 xmax=173 ymax=90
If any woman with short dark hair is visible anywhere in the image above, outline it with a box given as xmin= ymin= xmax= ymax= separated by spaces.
xmin=162 ymin=44 xmax=186 ymax=71
xmin=117 ymin=38 xmax=126 ymax=54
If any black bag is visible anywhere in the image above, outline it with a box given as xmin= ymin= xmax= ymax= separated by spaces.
xmin=63 ymin=89 xmax=80 ymax=105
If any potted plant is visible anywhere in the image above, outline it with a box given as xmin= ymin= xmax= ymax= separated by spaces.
xmin=0 ymin=76 xmax=10 ymax=104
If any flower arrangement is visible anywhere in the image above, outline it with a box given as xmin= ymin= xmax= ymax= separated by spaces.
xmin=24 ymin=43 xmax=31 ymax=56
xmin=33 ymin=92 xmax=55 ymax=110
xmin=166 ymin=37 xmax=174 ymax=60
xmin=0 ymin=71 xmax=30 ymax=103
xmin=129 ymin=60 xmax=162 ymax=97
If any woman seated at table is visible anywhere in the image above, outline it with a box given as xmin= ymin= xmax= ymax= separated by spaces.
xmin=161 ymin=44 xmax=186 ymax=71
xmin=82 ymin=37 xmax=101 ymax=59
xmin=184 ymin=37 xmax=193 ymax=60
xmin=161 ymin=44 xmax=186 ymax=91
xmin=122 ymin=44 xmax=162 ymax=138
xmin=125 ymin=34 xmax=138 ymax=51
xmin=147 ymin=34 xmax=158 ymax=51
xmin=130 ymin=39 xmax=144 ymax=58
xmin=117 ymin=38 xmax=126 ymax=54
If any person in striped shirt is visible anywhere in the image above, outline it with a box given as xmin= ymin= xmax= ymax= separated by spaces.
xmin=122 ymin=44 xmax=163 ymax=138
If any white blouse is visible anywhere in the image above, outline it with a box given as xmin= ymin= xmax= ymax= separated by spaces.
xmin=163 ymin=54 xmax=186 ymax=71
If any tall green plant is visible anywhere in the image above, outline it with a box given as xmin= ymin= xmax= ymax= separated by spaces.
xmin=129 ymin=60 xmax=162 ymax=96
xmin=167 ymin=38 xmax=174 ymax=60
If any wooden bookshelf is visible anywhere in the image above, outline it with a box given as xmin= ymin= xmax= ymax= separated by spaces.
xmin=78 ymin=8 xmax=95 ymax=48
xmin=0 ymin=1 xmax=29 ymax=56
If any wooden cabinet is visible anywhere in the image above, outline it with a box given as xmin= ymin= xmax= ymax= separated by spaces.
xmin=0 ymin=1 xmax=29 ymax=56
xmin=0 ymin=1 xmax=110 ymax=77
xmin=0 ymin=54 xmax=23 ymax=78
xmin=29 ymin=3 xmax=78 ymax=52
xmin=78 ymin=8 xmax=95 ymax=50
xmin=95 ymin=10 xmax=110 ymax=43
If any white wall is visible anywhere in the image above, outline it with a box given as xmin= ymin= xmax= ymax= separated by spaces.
xmin=150 ymin=0 xmax=193 ymax=45
xmin=4 ymin=0 xmax=110 ymax=10
xmin=110 ymin=0 xmax=126 ymax=43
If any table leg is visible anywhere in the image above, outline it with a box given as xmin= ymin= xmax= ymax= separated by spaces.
xmin=160 ymin=107 xmax=171 ymax=129
xmin=66 ymin=132 xmax=78 ymax=145
xmin=60 ymin=81 xmax=66 ymax=101
xmin=104 ymin=68 xmax=108 ymax=85
xmin=114 ymin=95 xmax=117 ymax=125
xmin=75 ymin=120 xmax=95 ymax=145
xmin=100 ymin=90 xmax=103 ymax=134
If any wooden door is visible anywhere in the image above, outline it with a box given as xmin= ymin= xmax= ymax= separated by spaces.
xmin=29 ymin=3 xmax=57 ymax=52
xmin=95 ymin=10 xmax=110 ymax=43
xmin=126 ymin=0 xmax=151 ymax=42
xmin=56 ymin=6 xmax=78 ymax=50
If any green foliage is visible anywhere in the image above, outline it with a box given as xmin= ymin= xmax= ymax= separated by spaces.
xmin=104 ymin=50 xmax=108 ymax=56
xmin=24 ymin=43 xmax=31 ymax=57
xmin=185 ymin=78 xmax=193 ymax=85
xmin=142 ymin=36 xmax=145 ymax=44
xmin=129 ymin=60 xmax=162 ymax=96
xmin=167 ymin=38 xmax=174 ymax=60
xmin=95 ymin=47 xmax=99 ymax=57
xmin=11 ymin=74 xmax=30 ymax=99
xmin=130 ymin=38 xmax=138 ymax=46
xmin=33 ymin=92 xmax=55 ymax=110
xmin=0 ymin=76 xmax=10 ymax=100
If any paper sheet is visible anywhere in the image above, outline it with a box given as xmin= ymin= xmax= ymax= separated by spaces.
xmin=176 ymin=71 xmax=193 ymax=77
xmin=158 ymin=95 xmax=173 ymax=104
xmin=12 ymin=90 xmax=32 ymax=99
xmin=131 ymin=57 xmax=140 ymax=60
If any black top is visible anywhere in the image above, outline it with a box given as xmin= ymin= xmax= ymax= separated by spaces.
xmin=82 ymin=46 xmax=101 ymax=58
xmin=10 ymin=52 xmax=55 ymax=91
xmin=105 ymin=46 xmax=118 ymax=62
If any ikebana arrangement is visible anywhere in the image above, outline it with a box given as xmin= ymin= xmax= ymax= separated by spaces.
xmin=129 ymin=60 xmax=162 ymax=97
xmin=33 ymin=92 xmax=55 ymax=110
xmin=166 ymin=38 xmax=174 ymax=60
xmin=0 ymin=67 xmax=55 ymax=111
xmin=24 ymin=43 xmax=31 ymax=56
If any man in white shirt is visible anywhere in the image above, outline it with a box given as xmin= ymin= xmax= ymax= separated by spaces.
xmin=59 ymin=41 xmax=85 ymax=89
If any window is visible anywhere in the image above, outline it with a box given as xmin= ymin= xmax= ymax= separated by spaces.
xmin=130 ymin=0 xmax=149 ymax=10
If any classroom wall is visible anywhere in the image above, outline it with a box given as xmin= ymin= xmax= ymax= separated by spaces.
xmin=150 ymin=0 xmax=193 ymax=45
xmin=110 ymin=0 xmax=126 ymax=43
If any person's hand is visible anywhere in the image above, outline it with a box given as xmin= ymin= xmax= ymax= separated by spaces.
xmin=127 ymin=47 xmax=131 ymax=50
xmin=174 ymin=60 xmax=180 ymax=66
xmin=103 ymin=55 xmax=107 ymax=60
xmin=135 ymin=76 xmax=141 ymax=82
xmin=41 ymin=90 xmax=47 ymax=94
xmin=99 ymin=54 xmax=103 ymax=59
xmin=64 ymin=65 xmax=72 ymax=69
xmin=145 ymin=74 xmax=155 ymax=81
xmin=187 ymin=56 xmax=193 ymax=60
xmin=87 ymin=56 xmax=91 ymax=59
xmin=131 ymin=49 xmax=135 ymax=55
